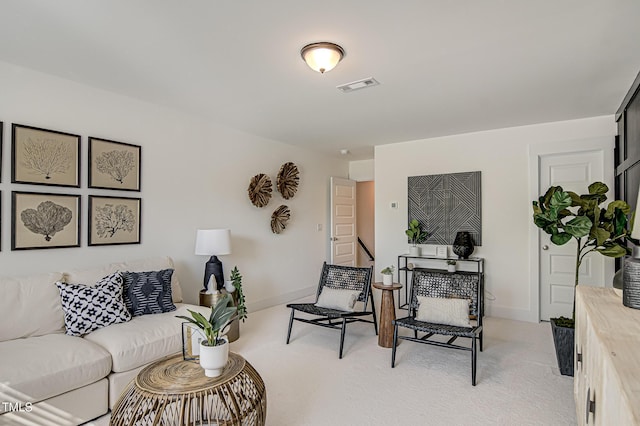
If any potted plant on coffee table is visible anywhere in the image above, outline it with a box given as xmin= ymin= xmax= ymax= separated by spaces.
xmin=532 ymin=181 xmax=634 ymax=376
xmin=177 ymin=293 xmax=241 ymax=377
xmin=406 ymin=219 xmax=428 ymax=256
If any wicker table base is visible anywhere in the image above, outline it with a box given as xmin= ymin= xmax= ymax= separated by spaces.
xmin=110 ymin=353 xmax=266 ymax=425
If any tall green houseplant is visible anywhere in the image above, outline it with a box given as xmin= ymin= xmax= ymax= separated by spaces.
xmin=532 ymin=181 xmax=634 ymax=325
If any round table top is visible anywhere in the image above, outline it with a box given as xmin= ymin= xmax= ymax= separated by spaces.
xmin=135 ymin=352 xmax=246 ymax=394
xmin=372 ymin=282 xmax=403 ymax=290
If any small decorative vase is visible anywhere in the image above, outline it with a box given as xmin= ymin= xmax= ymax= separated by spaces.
xmin=382 ymin=274 xmax=393 ymax=286
xmin=199 ymin=337 xmax=229 ymax=377
xmin=224 ymin=280 xmax=236 ymax=293
xmin=623 ymin=257 xmax=640 ymax=309
xmin=409 ymin=246 xmax=421 ymax=256
xmin=452 ymin=231 xmax=474 ymax=259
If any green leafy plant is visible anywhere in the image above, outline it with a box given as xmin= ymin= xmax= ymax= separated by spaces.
xmin=446 ymin=260 xmax=457 ymax=265
xmin=381 ymin=265 xmax=395 ymax=275
xmin=177 ymin=294 xmax=236 ymax=346
xmin=230 ymin=266 xmax=247 ymax=322
xmin=532 ymin=181 xmax=635 ymax=325
xmin=405 ymin=219 xmax=428 ymax=246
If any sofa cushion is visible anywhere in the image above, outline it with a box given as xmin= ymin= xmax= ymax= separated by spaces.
xmin=84 ymin=303 xmax=209 ymax=372
xmin=56 ymin=272 xmax=132 ymax=337
xmin=122 ymin=269 xmax=176 ymax=316
xmin=114 ymin=256 xmax=183 ymax=303
xmin=0 ymin=272 xmax=64 ymax=342
xmin=0 ymin=334 xmax=111 ymax=406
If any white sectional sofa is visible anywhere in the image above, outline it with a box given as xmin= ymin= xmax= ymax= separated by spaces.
xmin=0 ymin=256 xmax=209 ymax=426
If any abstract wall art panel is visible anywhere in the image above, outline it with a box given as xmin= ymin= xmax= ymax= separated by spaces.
xmin=408 ymin=171 xmax=482 ymax=246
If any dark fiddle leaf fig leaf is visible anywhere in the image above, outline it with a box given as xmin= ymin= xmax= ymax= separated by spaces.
xmin=564 ymin=216 xmax=592 ymax=238
xmin=595 ymin=243 xmax=627 ymax=258
xmin=542 ymin=186 xmax=560 ymax=207
xmin=551 ymin=232 xmax=572 ymax=245
xmin=588 ymin=182 xmax=609 ymax=196
xmin=534 ymin=214 xmax=556 ymax=234
xmin=532 ymin=201 xmax=542 ymax=215
xmin=605 ymin=200 xmax=631 ymax=219
xmin=614 ymin=209 xmax=628 ymax=237
xmin=557 ymin=209 xmax=572 ymax=218
xmin=567 ymin=191 xmax=584 ymax=208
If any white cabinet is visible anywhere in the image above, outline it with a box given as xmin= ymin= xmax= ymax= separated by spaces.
xmin=575 ymin=287 xmax=640 ymax=425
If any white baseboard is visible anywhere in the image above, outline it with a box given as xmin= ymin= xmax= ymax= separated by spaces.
xmin=247 ymin=286 xmax=316 ymax=313
xmin=485 ymin=303 xmax=537 ymax=323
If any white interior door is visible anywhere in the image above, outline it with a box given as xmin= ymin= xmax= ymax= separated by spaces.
xmin=539 ymin=150 xmax=607 ymax=320
xmin=330 ymin=177 xmax=357 ymax=266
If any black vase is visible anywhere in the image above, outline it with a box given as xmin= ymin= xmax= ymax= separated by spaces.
xmin=452 ymin=231 xmax=474 ymax=259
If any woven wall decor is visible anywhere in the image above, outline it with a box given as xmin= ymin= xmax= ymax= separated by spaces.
xmin=276 ymin=162 xmax=299 ymax=200
xmin=271 ymin=205 xmax=291 ymax=234
xmin=248 ymin=173 xmax=272 ymax=208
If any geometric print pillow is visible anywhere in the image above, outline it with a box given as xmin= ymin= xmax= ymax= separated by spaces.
xmin=56 ymin=272 xmax=131 ymax=337
xmin=121 ymin=269 xmax=176 ymax=317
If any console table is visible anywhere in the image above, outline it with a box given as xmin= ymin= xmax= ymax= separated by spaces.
xmin=397 ymin=254 xmax=484 ymax=308
xmin=111 ymin=353 xmax=266 ymax=425
xmin=574 ymin=286 xmax=640 ymax=425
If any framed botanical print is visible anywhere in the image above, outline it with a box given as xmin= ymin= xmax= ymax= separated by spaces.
xmin=89 ymin=137 xmax=141 ymax=191
xmin=11 ymin=124 xmax=81 ymax=187
xmin=88 ymin=195 xmax=141 ymax=246
xmin=12 ymin=191 xmax=81 ymax=250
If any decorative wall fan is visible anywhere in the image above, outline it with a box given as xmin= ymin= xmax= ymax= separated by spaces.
xmin=276 ymin=162 xmax=299 ymax=200
xmin=248 ymin=173 xmax=272 ymax=208
xmin=270 ymin=205 xmax=291 ymax=234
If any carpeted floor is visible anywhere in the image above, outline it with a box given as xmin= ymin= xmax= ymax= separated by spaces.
xmin=90 ymin=302 xmax=576 ymax=426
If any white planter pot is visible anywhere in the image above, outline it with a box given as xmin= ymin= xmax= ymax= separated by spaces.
xmin=448 ymin=265 xmax=456 ymax=273
xmin=409 ymin=246 xmax=421 ymax=256
xmin=199 ymin=337 xmax=229 ymax=377
xmin=382 ymin=274 xmax=393 ymax=286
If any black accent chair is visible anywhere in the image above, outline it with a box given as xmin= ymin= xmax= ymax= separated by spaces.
xmin=286 ymin=262 xmax=377 ymax=358
xmin=391 ymin=267 xmax=484 ymax=385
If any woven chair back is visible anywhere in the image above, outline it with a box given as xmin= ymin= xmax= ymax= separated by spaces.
xmin=409 ymin=268 xmax=482 ymax=318
xmin=316 ymin=262 xmax=373 ymax=309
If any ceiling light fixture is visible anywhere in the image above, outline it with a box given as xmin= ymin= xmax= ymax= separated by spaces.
xmin=301 ymin=42 xmax=345 ymax=74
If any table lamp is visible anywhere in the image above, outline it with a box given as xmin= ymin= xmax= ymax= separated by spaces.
xmin=195 ymin=229 xmax=231 ymax=291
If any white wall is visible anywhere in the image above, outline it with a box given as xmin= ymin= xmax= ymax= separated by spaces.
xmin=0 ymin=61 xmax=348 ymax=311
xmin=349 ymin=159 xmax=374 ymax=182
xmin=374 ymin=116 xmax=616 ymax=322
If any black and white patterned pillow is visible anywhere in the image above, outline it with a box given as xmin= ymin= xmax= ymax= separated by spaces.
xmin=121 ymin=269 xmax=176 ymax=317
xmin=56 ymin=272 xmax=131 ymax=337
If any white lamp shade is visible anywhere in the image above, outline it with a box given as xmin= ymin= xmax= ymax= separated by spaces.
xmin=301 ymin=42 xmax=344 ymax=74
xmin=195 ymin=229 xmax=231 ymax=256
xmin=632 ymin=187 xmax=640 ymax=240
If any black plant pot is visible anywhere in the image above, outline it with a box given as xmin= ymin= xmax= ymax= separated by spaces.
xmin=550 ymin=318 xmax=574 ymax=377
xmin=452 ymin=231 xmax=475 ymax=259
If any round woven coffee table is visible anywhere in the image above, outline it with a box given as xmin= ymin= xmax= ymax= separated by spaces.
xmin=110 ymin=353 xmax=266 ymax=425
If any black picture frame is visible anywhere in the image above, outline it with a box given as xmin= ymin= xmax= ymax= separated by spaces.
xmin=1 ymin=121 xmax=4 ymax=183
xmin=11 ymin=123 xmax=81 ymax=188
xmin=88 ymin=137 xmax=141 ymax=191
xmin=88 ymin=195 xmax=141 ymax=246
xmin=12 ymin=191 xmax=81 ymax=250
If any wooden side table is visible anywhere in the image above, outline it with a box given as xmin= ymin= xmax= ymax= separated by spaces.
xmin=372 ymin=282 xmax=403 ymax=348
xmin=111 ymin=353 xmax=266 ymax=425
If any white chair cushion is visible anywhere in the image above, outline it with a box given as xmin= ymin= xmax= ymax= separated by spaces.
xmin=84 ymin=303 xmax=209 ymax=372
xmin=416 ymin=296 xmax=471 ymax=327
xmin=0 ymin=272 xmax=64 ymax=342
xmin=315 ymin=287 xmax=360 ymax=312
xmin=0 ymin=334 xmax=111 ymax=405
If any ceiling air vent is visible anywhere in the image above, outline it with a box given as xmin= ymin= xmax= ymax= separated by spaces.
xmin=336 ymin=77 xmax=380 ymax=93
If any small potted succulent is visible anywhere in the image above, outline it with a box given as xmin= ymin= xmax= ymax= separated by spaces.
xmin=406 ymin=219 xmax=428 ymax=256
xmin=446 ymin=259 xmax=457 ymax=273
xmin=380 ymin=265 xmax=395 ymax=285
xmin=177 ymin=293 xmax=239 ymax=377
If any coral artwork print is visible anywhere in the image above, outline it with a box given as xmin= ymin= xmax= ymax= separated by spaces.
xmin=21 ymin=201 xmax=72 ymax=241
xmin=95 ymin=203 xmax=136 ymax=238
xmin=21 ymin=137 xmax=73 ymax=180
xmin=96 ymin=150 xmax=135 ymax=184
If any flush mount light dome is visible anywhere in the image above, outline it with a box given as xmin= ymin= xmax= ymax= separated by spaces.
xmin=301 ymin=42 xmax=345 ymax=74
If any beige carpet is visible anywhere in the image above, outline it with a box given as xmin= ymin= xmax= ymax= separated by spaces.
xmin=90 ymin=302 xmax=576 ymax=425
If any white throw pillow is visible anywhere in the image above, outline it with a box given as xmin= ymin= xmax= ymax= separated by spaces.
xmin=315 ymin=287 xmax=361 ymax=312
xmin=416 ymin=296 xmax=471 ymax=327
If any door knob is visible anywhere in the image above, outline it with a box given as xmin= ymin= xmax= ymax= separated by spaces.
xmin=542 ymin=245 xmax=549 ymax=250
